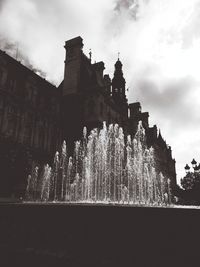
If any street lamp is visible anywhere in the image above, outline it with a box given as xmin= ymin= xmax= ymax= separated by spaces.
xmin=184 ymin=164 xmax=190 ymax=174
xmin=194 ymin=165 xmax=199 ymax=172
xmin=191 ymin=159 xmax=197 ymax=170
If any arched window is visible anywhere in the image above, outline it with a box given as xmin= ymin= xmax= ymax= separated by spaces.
xmin=0 ymin=68 xmax=3 ymax=84
xmin=0 ymin=68 xmax=7 ymax=87
xmin=100 ymin=102 xmax=104 ymax=116
xmin=7 ymin=105 xmax=17 ymax=137
xmin=88 ymin=99 xmax=95 ymax=116
xmin=0 ymin=98 xmax=3 ymax=109
xmin=107 ymin=111 xmax=111 ymax=123
xmin=32 ymin=88 xmax=37 ymax=105
xmin=23 ymin=113 xmax=33 ymax=145
xmin=39 ymin=128 xmax=45 ymax=149
xmin=27 ymin=87 xmax=32 ymax=100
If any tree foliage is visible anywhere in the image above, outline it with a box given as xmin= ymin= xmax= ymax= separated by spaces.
xmin=181 ymin=171 xmax=200 ymax=191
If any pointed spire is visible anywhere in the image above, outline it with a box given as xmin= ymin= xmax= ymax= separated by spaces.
xmin=158 ymin=129 xmax=162 ymax=139
xmin=191 ymin=158 xmax=197 ymax=166
xmin=118 ymin=52 xmax=120 ymax=60
xmin=184 ymin=164 xmax=190 ymax=171
xmin=112 ymin=55 xmax=126 ymax=102
xmin=89 ymin=49 xmax=92 ymax=62
xmin=115 ymin=57 xmax=123 ymax=69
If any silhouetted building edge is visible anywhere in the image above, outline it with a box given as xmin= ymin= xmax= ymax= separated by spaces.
xmin=0 ymin=36 xmax=177 ymax=198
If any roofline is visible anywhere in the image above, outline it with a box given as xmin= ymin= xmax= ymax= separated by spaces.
xmin=0 ymin=49 xmax=57 ymax=89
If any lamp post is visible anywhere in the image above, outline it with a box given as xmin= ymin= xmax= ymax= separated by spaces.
xmin=184 ymin=164 xmax=190 ymax=174
xmin=191 ymin=159 xmax=197 ymax=171
xmin=184 ymin=159 xmax=200 ymax=173
xmin=182 ymin=159 xmax=200 ymax=192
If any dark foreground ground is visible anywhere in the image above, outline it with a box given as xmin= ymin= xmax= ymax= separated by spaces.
xmin=0 ymin=203 xmax=199 ymax=267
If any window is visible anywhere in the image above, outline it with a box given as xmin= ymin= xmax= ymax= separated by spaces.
xmin=0 ymin=69 xmax=3 ymax=84
xmin=9 ymin=78 xmax=16 ymax=92
xmin=88 ymin=99 xmax=95 ymax=116
xmin=23 ymin=113 xmax=33 ymax=145
xmin=32 ymin=89 xmax=37 ymax=105
xmin=27 ymin=87 xmax=32 ymax=100
xmin=39 ymin=128 xmax=45 ymax=149
xmin=7 ymin=106 xmax=17 ymax=137
xmin=107 ymin=112 xmax=111 ymax=123
xmin=100 ymin=102 xmax=103 ymax=116
xmin=0 ymin=98 xmax=3 ymax=109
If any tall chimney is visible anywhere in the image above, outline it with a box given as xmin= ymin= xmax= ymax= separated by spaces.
xmin=63 ymin=36 xmax=83 ymax=96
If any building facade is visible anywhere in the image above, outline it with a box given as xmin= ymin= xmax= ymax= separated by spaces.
xmin=0 ymin=36 xmax=176 ymax=198
xmin=0 ymin=50 xmax=62 ymax=196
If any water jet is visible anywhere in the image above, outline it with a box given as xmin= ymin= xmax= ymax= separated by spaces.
xmin=25 ymin=122 xmax=172 ymax=206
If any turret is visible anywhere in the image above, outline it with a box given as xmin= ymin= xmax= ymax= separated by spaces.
xmin=112 ymin=58 xmax=126 ymax=103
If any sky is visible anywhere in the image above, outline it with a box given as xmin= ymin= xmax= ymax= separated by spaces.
xmin=0 ymin=0 xmax=200 ymax=183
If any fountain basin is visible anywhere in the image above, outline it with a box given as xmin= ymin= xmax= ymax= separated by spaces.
xmin=10 ymin=201 xmax=200 ymax=209
xmin=0 ymin=203 xmax=199 ymax=266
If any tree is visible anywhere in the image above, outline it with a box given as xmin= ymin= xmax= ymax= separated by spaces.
xmin=181 ymin=172 xmax=200 ymax=191
xmin=180 ymin=159 xmax=200 ymax=204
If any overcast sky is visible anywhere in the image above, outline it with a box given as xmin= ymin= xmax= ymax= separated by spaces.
xmin=0 ymin=0 xmax=200 ymax=183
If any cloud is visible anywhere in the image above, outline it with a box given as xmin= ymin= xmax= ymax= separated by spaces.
xmin=181 ymin=1 xmax=200 ymax=49
xmin=132 ymin=74 xmax=200 ymax=181
xmin=114 ymin=0 xmax=140 ymax=20
xmin=0 ymin=0 xmax=117 ymax=83
xmin=135 ymin=76 xmax=200 ymax=125
xmin=0 ymin=37 xmax=47 ymax=80
xmin=109 ymin=0 xmax=200 ymax=181
xmin=0 ymin=0 xmax=5 ymax=10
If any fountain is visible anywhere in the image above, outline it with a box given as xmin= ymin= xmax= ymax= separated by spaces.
xmin=25 ymin=121 xmax=172 ymax=205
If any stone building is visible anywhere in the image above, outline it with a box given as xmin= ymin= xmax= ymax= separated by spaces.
xmin=0 ymin=50 xmax=62 ymax=196
xmin=0 ymin=36 xmax=176 ymax=198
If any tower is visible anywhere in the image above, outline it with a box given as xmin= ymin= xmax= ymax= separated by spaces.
xmin=62 ymin=36 xmax=84 ymax=146
xmin=112 ymin=58 xmax=126 ymax=104
xmin=112 ymin=57 xmax=128 ymax=129
xmin=63 ymin=36 xmax=83 ymax=96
